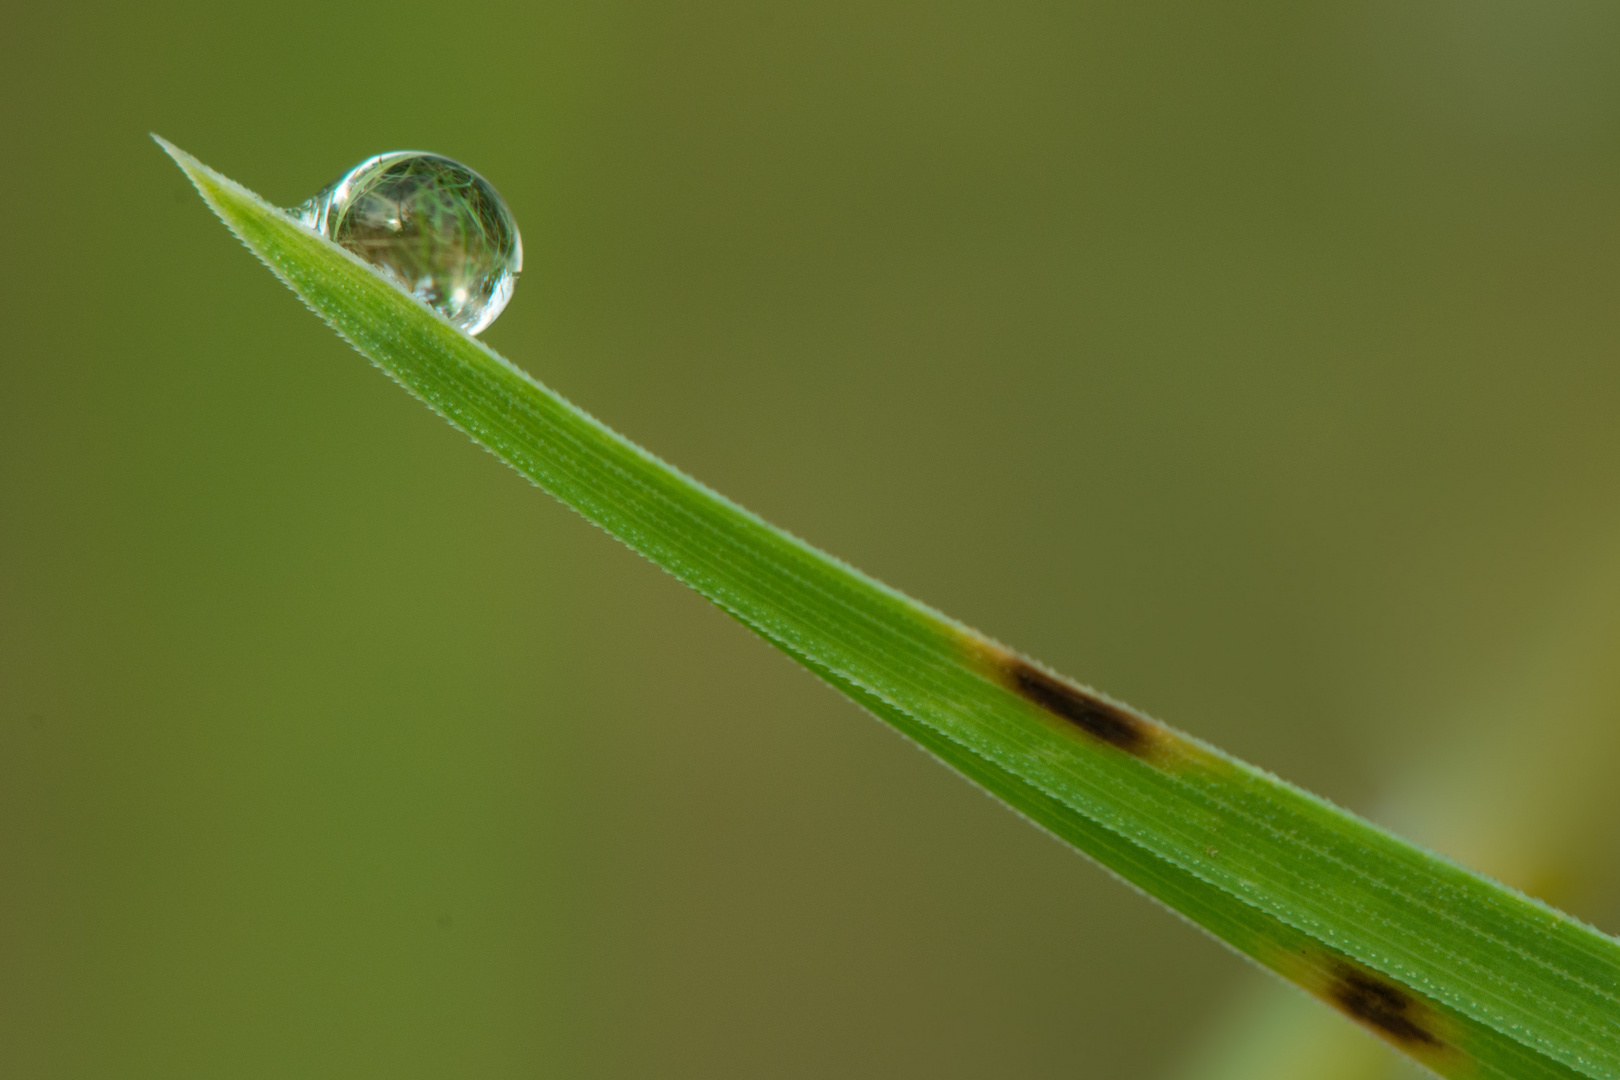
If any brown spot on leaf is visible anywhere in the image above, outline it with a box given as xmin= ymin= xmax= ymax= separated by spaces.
xmin=1004 ymin=660 xmax=1153 ymax=756
xmin=1328 ymin=963 xmax=1442 ymax=1048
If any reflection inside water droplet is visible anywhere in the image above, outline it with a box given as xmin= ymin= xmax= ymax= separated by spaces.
xmin=293 ymin=152 xmax=522 ymax=335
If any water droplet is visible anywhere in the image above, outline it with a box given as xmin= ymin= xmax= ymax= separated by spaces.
xmin=293 ymin=152 xmax=522 ymax=335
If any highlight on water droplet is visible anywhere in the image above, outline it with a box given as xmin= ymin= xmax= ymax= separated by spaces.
xmin=293 ymin=152 xmax=522 ymax=335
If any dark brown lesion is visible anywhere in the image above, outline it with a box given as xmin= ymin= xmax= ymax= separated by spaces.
xmin=1328 ymin=962 xmax=1443 ymax=1049
xmin=956 ymin=633 xmax=1218 ymax=771
xmin=1003 ymin=659 xmax=1153 ymax=756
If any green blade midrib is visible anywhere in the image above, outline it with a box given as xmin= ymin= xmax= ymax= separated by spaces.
xmin=159 ymin=138 xmax=1620 ymax=1080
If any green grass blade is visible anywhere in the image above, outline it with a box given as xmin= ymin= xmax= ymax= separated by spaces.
xmin=156 ymin=135 xmax=1620 ymax=1080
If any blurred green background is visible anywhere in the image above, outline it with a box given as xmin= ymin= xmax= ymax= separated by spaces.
xmin=6 ymin=1 xmax=1620 ymax=1077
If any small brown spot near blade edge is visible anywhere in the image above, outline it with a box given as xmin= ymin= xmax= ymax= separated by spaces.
xmin=1327 ymin=962 xmax=1443 ymax=1049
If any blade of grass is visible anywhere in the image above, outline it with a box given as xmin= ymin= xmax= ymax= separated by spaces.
xmin=157 ymin=135 xmax=1620 ymax=1080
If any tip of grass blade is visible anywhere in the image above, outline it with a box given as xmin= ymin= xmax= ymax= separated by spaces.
xmin=151 ymin=133 xmax=214 ymax=192
xmin=150 ymin=133 xmax=362 ymax=346
xmin=152 ymin=134 xmax=269 ymax=223
xmin=152 ymin=134 xmax=494 ymax=364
